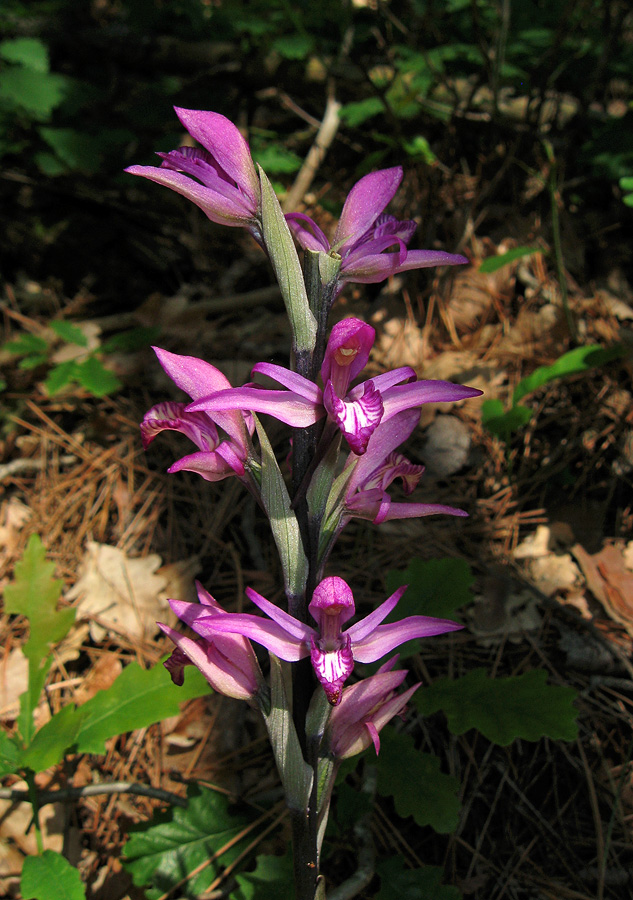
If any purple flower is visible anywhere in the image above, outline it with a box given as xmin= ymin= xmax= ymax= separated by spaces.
xmin=125 ymin=108 xmax=260 ymax=231
xmin=327 ymin=658 xmax=420 ymax=758
xmin=286 ymin=167 xmax=467 ymax=292
xmin=342 ymin=409 xmax=468 ymax=524
xmin=187 ymin=317 xmax=482 ymax=456
xmin=141 ymin=347 xmax=254 ymax=482
xmin=177 ymin=575 xmax=461 ymax=705
xmin=159 ymin=583 xmax=263 ymax=701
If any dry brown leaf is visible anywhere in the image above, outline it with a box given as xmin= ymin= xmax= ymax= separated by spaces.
xmin=0 ymin=648 xmax=29 ymax=720
xmin=572 ymin=543 xmax=633 ymax=637
xmin=72 ymin=653 xmax=123 ymax=706
xmin=67 ymin=542 xmax=169 ymax=641
xmin=0 ymin=497 xmax=32 ymax=565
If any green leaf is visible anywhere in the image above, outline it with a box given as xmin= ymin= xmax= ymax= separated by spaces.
xmin=258 ymin=165 xmax=316 ymax=356
xmin=21 ymin=851 xmax=86 ymax=900
xmin=272 ymin=34 xmax=314 ymax=60
xmin=4 ymin=535 xmax=74 ymax=668
xmin=619 ymin=177 xmax=633 ymax=191
xmin=0 ymin=37 xmax=49 ymax=73
xmin=481 ymin=399 xmax=532 ymax=440
xmin=45 ymin=361 xmax=80 ymax=395
xmin=34 ymin=151 xmax=69 ymax=176
xmin=415 ymin=668 xmax=579 ymax=745
xmin=19 ymin=353 xmax=49 ymax=370
xmin=402 ymin=134 xmax=437 ymax=164
xmin=74 ymin=357 xmax=122 ymax=396
xmin=339 ymin=97 xmax=385 ymax=127
xmin=377 ymin=731 xmax=461 ymax=833
xmin=123 ymin=785 xmax=252 ymax=899
xmin=253 ymin=416 xmax=308 ymax=601
xmin=252 ymin=143 xmax=302 ymax=174
xmin=3 ymin=333 xmax=48 ymax=356
xmin=512 ymin=344 xmax=626 ymax=405
xmin=49 ymin=320 xmax=89 ymax=347
xmin=74 ymin=661 xmax=211 ymax=755
xmin=100 ymin=326 xmax=161 ymax=353
xmin=0 ymin=68 xmax=70 ymax=120
xmin=479 ymin=246 xmax=540 ymax=273
xmin=38 ymin=127 xmax=103 ymax=175
xmin=385 ymin=557 xmax=474 ymax=621
xmin=263 ymin=656 xmax=312 ymax=811
xmin=233 ymin=853 xmax=294 ymax=900
xmin=376 ymin=858 xmax=461 ymax=900
xmin=0 ymin=730 xmax=21 ymax=777
xmin=20 ymin=704 xmax=86 ymax=773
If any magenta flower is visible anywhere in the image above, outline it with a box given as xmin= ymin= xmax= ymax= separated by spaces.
xmin=159 ymin=583 xmax=263 ymax=701
xmin=327 ymin=658 xmax=420 ymax=758
xmin=125 ymin=108 xmax=260 ymax=231
xmin=174 ymin=575 xmax=461 ymax=705
xmin=342 ymin=409 xmax=468 ymax=524
xmin=187 ymin=317 xmax=482 ymax=455
xmin=286 ymin=167 xmax=467 ymax=292
xmin=141 ymin=347 xmax=254 ymax=482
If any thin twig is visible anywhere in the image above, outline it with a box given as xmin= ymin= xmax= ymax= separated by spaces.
xmin=282 ymin=87 xmax=342 ymax=213
xmin=0 ymin=781 xmax=188 ymax=808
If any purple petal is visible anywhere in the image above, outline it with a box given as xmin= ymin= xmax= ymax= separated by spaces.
xmin=174 ymin=108 xmax=259 ymax=203
xmin=334 ymin=167 xmax=403 ymax=251
xmin=346 ymin=409 xmax=421 ymax=494
xmin=187 ymin=386 xmax=323 ymax=428
xmin=286 ymin=213 xmax=331 ymax=252
xmin=310 ymin=635 xmax=354 ymax=705
xmin=393 ymin=249 xmax=469 ymax=271
xmin=124 ymin=165 xmax=255 ymax=226
xmin=373 ymin=501 xmax=468 ymax=521
xmin=324 ymin=380 xmax=384 ymax=455
xmin=352 ymin=615 xmax=463 ymax=663
xmin=205 ymin=612 xmax=310 ymax=661
xmin=251 ymin=362 xmax=322 ymax=403
xmin=153 ymin=347 xmax=248 ymax=449
xmin=346 ymin=587 xmax=407 ymax=643
xmin=347 ymin=368 xmax=415 ymax=403
xmin=381 ymin=380 xmax=483 ymax=420
xmin=140 ymin=401 xmax=219 ymax=452
xmin=168 ymin=449 xmax=241 ymax=481
xmin=245 ymin=587 xmax=315 ymax=642
xmin=321 ymin=318 xmax=376 ymax=388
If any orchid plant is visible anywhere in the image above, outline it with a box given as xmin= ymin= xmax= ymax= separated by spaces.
xmin=128 ymin=108 xmax=480 ymax=900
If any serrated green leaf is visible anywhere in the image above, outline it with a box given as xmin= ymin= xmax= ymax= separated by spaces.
xmin=123 ymin=785 xmax=252 ymax=899
xmin=21 ymin=851 xmax=86 ymax=900
xmin=4 ymin=535 xmax=74 ymax=666
xmin=3 ymin=333 xmax=48 ymax=356
xmin=233 ymin=853 xmax=294 ymax=900
xmin=74 ymin=357 xmax=122 ymax=396
xmin=415 ymin=668 xmax=578 ymax=745
xmin=377 ymin=731 xmax=460 ymax=833
xmin=479 ymin=246 xmax=540 ymax=273
xmin=49 ymin=320 xmax=89 ymax=346
xmin=0 ymin=68 xmax=70 ymax=120
xmin=20 ymin=704 xmax=86 ymax=773
xmin=0 ymin=37 xmax=49 ymax=73
xmin=45 ymin=360 xmax=80 ymax=395
xmin=0 ymin=730 xmax=21 ymax=777
xmin=512 ymin=344 xmax=626 ymax=405
xmin=376 ymin=858 xmax=461 ymax=900
xmin=75 ymin=661 xmax=211 ymax=755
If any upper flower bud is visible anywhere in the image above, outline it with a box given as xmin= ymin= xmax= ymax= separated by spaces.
xmin=125 ymin=108 xmax=260 ymax=231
